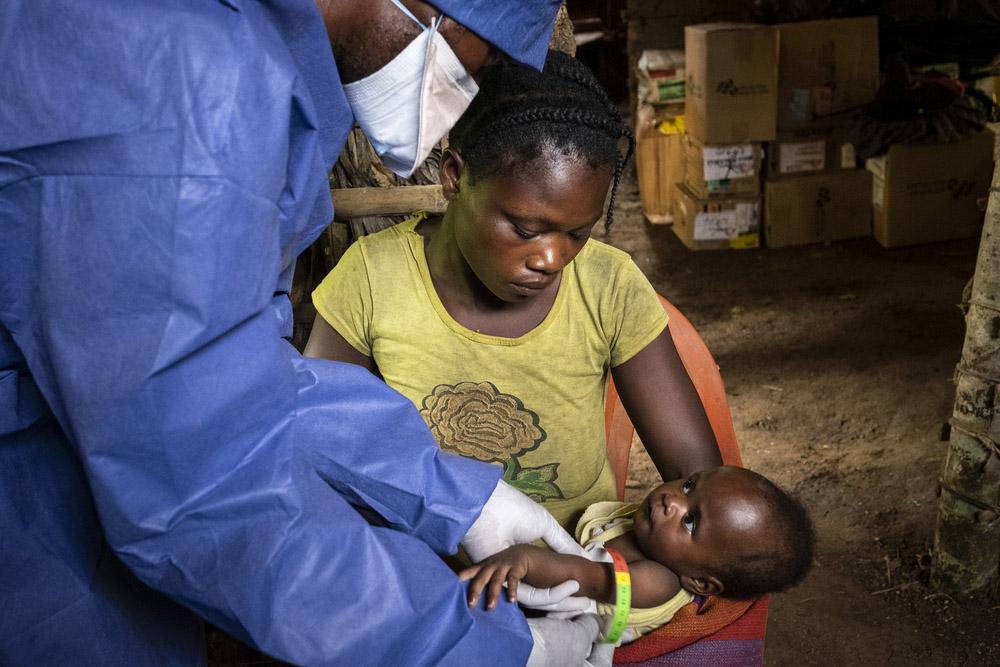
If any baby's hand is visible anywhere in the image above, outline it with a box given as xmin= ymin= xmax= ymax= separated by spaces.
xmin=458 ymin=544 xmax=534 ymax=610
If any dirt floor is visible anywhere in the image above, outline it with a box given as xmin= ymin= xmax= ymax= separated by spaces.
xmin=605 ymin=171 xmax=1000 ymax=665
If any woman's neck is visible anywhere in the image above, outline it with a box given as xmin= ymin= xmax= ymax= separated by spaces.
xmin=421 ymin=213 xmax=507 ymax=313
xmin=419 ymin=212 xmax=560 ymax=338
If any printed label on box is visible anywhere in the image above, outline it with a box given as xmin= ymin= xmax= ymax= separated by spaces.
xmin=735 ymin=202 xmax=759 ymax=232
xmin=841 ymin=143 xmax=856 ymax=168
xmin=872 ymin=174 xmax=885 ymax=208
xmin=703 ymin=145 xmax=756 ymax=181
xmin=653 ymin=76 xmax=685 ymax=102
xmin=865 ymin=156 xmax=885 ymax=179
xmin=694 ymin=203 xmax=758 ymax=240
xmin=779 ymin=141 xmax=825 ymax=174
xmin=693 ymin=211 xmax=737 ymax=240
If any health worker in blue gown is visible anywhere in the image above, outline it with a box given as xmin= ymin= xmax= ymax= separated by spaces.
xmin=0 ymin=1 xmax=608 ymax=665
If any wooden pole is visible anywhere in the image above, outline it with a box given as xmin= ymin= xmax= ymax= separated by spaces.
xmin=930 ymin=161 xmax=1000 ymax=593
xmin=331 ymin=185 xmax=447 ymax=220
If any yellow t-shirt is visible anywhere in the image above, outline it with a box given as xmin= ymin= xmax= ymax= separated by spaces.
xmin=312 ymin=215 xmax=667 ymax=530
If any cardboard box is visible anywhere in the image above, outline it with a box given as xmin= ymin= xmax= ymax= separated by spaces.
xmin=765 ymin=125 xmax=856 ymax=177
xmin=764 ymin=170 xmax=873 ymax=248
xmin=635 ymin=105 xmax=686 ymax=223
xmin=625 ymin=0 xmax=757 ymax=51
xmin=867 ymin=132 xmax=995 ymax=247
xmin=684 ymin=135 xmax=763 ymax=198
xmin=626 ymin=2 xmax=756 ymax=121
xmin=684 ymin=23 xmax=779 ymax=144
xmin=671 ymin=183 xmax=761 ymax=250
xmin=777 ymin=17 xmax=879 ymax=131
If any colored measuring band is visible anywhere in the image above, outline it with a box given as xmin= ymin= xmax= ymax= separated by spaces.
xmin=603 ymin=546 xmax=631 ymax=644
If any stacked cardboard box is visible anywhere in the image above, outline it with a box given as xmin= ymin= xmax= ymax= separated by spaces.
xmin=634 ymin=49 xmax=686 ymax=224
xmin=762 ymin=17 xmax=879 ymax=247
xmin=866 ymin=131 xmax=994 ymax=247
xmin=765 ymin=126 xmax=856 ymax=177
xmin=774 ymin=17 xmax=880 ymax=133
xmin=624 ymin=0 xmax=756 ymax=120
xmin=684 ymin=136 xmax=763 ymax=198
xmin=635 ymin=102 xmax=686 ymax=224
xmin=764 ymin=170 xmax=873 ymax=248
xmin=669 ymin=23 xmax=777 ymax=250
xmin=673 ymin=184 xmax=761 ymax=250
xmin=684 ymin=23 xmax=778 ymax=144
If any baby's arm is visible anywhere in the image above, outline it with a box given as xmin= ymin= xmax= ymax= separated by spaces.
xmin=459 ymin=544 xmax=613 ymax=609
xmin=458 ymin=543 xmax=683 ymax=610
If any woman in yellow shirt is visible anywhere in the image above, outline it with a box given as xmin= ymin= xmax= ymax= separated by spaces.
xmin=306 ymin=51 xmax=721 ymax=531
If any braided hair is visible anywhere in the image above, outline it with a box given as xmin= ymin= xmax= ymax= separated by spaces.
xmin=449 ymin=51 xmax=634 ymax=232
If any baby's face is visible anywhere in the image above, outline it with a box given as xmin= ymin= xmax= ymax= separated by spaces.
xmin=631 ymin=466 xmax=774 ymax=584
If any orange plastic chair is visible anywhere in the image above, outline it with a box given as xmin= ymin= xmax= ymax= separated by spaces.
xmin=604 ymin=295 xmax=769 ymax=665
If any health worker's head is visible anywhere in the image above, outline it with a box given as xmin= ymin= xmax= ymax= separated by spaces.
xmin=320 ymin=0 xmax=495 ymax=84
xmin=320 ymin=0 xmax=563 ymax=178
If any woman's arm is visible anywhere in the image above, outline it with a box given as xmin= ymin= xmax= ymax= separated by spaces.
xmin=611 ymin=327 xmax=722 ymax=481
xmin=304 ymin=314 xmax=381 ymax=377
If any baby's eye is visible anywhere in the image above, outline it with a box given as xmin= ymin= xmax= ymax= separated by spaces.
xmin=682 ymin=512 xmax=697 ymax=534
xmin=682 ymin=477 xmax=695 ymax=494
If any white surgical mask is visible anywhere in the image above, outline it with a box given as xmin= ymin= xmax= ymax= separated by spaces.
xmin=343 ymin=0 xmax=479 ymax=178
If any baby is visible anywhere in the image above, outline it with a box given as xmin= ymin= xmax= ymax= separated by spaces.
xmin=460 ymin=466 xmax=814 ymax=643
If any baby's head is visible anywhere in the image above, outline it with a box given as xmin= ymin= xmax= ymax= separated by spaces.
xmin=631 ymin=466 xmax=813 ymax=599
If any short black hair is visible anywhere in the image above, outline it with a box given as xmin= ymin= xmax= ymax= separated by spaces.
xmin=713 ymin=471 xmax=815 ymax=599
xmin=448 ymin=50 xmax=634 ymax=231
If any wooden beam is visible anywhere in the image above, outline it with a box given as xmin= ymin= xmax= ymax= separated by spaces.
xmin=331 ymin=185 xmax=448 ymax=220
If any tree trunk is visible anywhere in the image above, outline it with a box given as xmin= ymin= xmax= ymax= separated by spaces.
xmin=930 ymin=160 xmax=1000 ymax=593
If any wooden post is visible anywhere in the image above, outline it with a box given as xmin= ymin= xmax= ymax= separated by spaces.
xmin=930 ymin=162 xmax=1000 ymax=593
xmin=331 ymin=185 xmax=447 ymax=219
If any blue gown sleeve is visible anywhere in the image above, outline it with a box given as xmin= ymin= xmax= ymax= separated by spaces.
xmin=0 ymin=158 xmax=531 ymax=667
xmin=0 ymin=1 xmax=531 ymax=663
xmin=2 ymin=158 xmax=535 ymax=666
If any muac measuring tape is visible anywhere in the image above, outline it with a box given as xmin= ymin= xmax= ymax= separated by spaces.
xmin=603 ymin=547 xmax=631 ymax=644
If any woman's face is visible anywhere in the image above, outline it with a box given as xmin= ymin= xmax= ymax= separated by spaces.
xmin=446 ymin=155 xmax=613 ymax=303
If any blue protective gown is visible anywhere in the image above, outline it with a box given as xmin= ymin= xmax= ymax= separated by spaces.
xmin=0 ymin=1 xmax=560 ymax=664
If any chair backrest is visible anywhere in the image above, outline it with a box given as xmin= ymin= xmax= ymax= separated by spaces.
xmin=605 ymin=295 xmax=741 ymax=500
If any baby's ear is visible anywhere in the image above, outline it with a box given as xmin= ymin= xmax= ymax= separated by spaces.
xmin=439 ymin=148 xmax=466 ymax=200
xmin=680 ymin=574 xmax=724 ymax=597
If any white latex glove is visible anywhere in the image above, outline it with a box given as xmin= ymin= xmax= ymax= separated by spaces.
xmin=526 ymin=614 xmax=604 ymax=667
xmin=462 ymin=480 xmax=592 ymax=612
xmin=585 ymin=640 xmax=615 ymax=667
xmin=517 ymin=581 xmax=590 ymax=612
